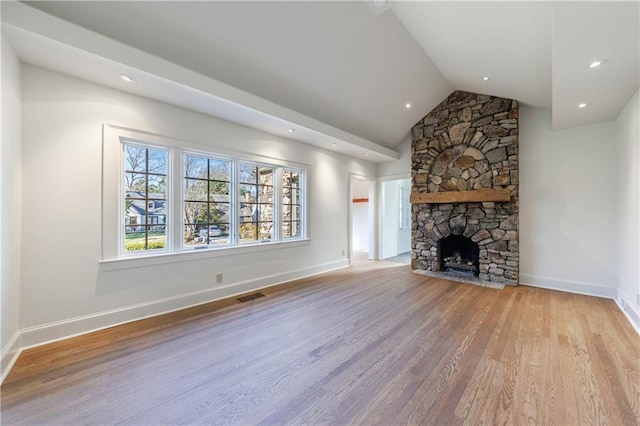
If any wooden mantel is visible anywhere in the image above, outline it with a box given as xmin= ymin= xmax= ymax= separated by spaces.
xmin=410 ymin=188 xmax=511 ymax=204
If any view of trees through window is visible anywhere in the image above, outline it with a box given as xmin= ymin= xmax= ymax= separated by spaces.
xmin=239 ymin=163 xmax=274 ymax=242
xmin=183 ymin=154 xmax=231 ymax=247
xmin=123 ymin=143 xmax=168 ymax=252
xmin=120 ymin=139 xmax=304 ymax=255
xmin=282 ymin=169 xmax=301 ymax=238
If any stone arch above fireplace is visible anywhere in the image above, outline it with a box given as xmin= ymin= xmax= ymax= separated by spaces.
xmin=429 ymin=144 xmax=492 ymax=192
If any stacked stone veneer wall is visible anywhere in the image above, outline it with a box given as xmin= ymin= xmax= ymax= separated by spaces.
xmin=411 ymin=90 xmax=519 ymax=286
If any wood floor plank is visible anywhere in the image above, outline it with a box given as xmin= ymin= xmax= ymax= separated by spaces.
xmin=340 ymin=283 xmax=466 ymax=425
xmin=538 ymin=288 xmax=563 ymax=426
xmin=1 ymin=261 xmax=638 ymax=425
xmin=464 ymin=290 xmax=525 ymax=425
xmin=425 ymin=288 xmax=508 ymax=425
xmin=389 ymin=287 xmax=509 ymax=425
xmin=510 ymin=287 xmax=544 ymax=425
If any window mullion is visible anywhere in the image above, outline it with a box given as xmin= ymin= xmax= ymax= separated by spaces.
xmin=275 ymin=167 xmax=282 ymax=241
xmin=145 ymin=148 xmax=149 ymax=249
xmin=234 ymin=159 xmax=240 ymax=245
xmin=171 ymin=147 xmax=181 ymax=253
xmin=254 ymin=166 xmax=259 ymax=241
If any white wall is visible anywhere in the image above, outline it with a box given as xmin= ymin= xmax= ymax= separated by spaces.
xmin=377 ymin=136 xmax=411 ymax=178
xmin=378 ymin=137 xmax=411 ymax=259
xmin=351 ymin=179 xmax=371 ymax=253
xmin=614 ymin=89 xmax=640 ymax=327
xmin=519 ymin=106 xmax=617 ymax=296
xmin=380 ymin=180 xmax=399 ymax=258
xmin=18 ymin=65 xmax=376 ymax=346
xmin=1 ymin=35 xmax=23 ymax=379
xmin=351 ymin=203 xmax=369 ymax=252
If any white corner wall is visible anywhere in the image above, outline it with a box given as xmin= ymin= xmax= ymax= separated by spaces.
xmin=519 ymin=105 xmax=617 ymax=297
xmin=18 ymin=65 xmax=376 ymax=348
xmin=1 ymin=34 xmax=23 ymax=381
xmin=377 ymin=136 xmax=411 ymax=178
xmin=377 ymin=138 xmax=411 ymax=259
xmin=614 ymin=89 xmax=640 ymax=330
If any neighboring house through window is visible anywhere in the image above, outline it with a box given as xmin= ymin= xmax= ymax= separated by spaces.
xmin=123 ymin=142 xmax=168 ymax=252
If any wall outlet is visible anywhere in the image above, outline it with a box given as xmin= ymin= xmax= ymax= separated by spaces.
xmin=216 ymin=273 xmax=223 ymax=284
xmin=341 ymin=249 xmax=345 ymax=256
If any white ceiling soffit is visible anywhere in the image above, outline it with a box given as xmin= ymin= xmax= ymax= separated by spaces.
xmin=392 ymin=1 xmax=639 ymax=130
xmin=1 ymin=2 xmax=400 ymax=163
xmin=14 ymin=1 xmax=453 ymax=149
xmin=552 ymin=2 xmax=640 ymax=130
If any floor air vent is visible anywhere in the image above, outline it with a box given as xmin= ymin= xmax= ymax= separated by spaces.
xmin=237 ymin=292 xmax=266 ymax=303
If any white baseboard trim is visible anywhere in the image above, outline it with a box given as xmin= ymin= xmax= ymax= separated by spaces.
xmin=615 ymin=291 xmax=640 ymax=336
xmin=1 ymin=331 xmax=22 ymax=384
xmin=19 ymin=259 xmax=349 ymax=351
xmin=519 ymin=274 xmax=617 ymax=299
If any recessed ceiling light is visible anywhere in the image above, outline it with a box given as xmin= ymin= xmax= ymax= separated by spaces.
xmin=331 ymin=143 xmax=338 ymax=147
xmin=287 ymin=128 xmax=295 ymax=133
xmin=589 ymin=59 xmax=608 ymax=68
xmin=405 ymin=103 xmax=411 ymax=109
xmin=482 ymin=76 xmax=490 ymax=81
xmin=120 ymin=74 xmax=134 ymax=83
xmin=364 ymin=153 xmax=370 ymax=157
xmin=578 ymin=103 xmax=588 ymax=109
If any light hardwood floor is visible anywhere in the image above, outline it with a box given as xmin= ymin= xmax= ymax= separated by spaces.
xmin=2 ymin=261 xmax=639 ymax=425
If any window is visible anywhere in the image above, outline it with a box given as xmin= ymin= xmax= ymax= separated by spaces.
xmin=183 ymin=154 xmax=232 ymax=248
xmin=122 ymin=142 xmax=168 ymax=252
xmin=282 ymin=169 xmax=302 ymax=239
xmin=239 ymin=162 xmax=274 ymax=242
xmin=104 ymin=125 xmax=307 ymax=262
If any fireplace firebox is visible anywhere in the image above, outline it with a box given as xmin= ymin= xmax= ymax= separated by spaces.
xmin=438 ymin=235 xmax=480 ymax=276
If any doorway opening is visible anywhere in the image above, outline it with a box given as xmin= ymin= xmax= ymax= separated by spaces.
xmin=350 ymin=176 xmax=375 ymax=265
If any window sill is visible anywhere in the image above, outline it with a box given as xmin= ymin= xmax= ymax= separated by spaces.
xmin=100 ymin=238 xmax=312 ymax=271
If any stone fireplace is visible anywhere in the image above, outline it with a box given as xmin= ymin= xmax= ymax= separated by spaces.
xmin=410 ymin=91 xmax=519 ymax=286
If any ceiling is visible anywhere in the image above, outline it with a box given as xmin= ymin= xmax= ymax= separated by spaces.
xmin=2 ymin=1 xmax=639 ymax=161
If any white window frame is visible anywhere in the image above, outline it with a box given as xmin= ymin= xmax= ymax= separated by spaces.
xmin=102 ymin=124 xmax=309 ymax=268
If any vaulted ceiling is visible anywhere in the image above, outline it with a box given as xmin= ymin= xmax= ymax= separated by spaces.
xmin=2 ymin=1 xmax=638 ymax=161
